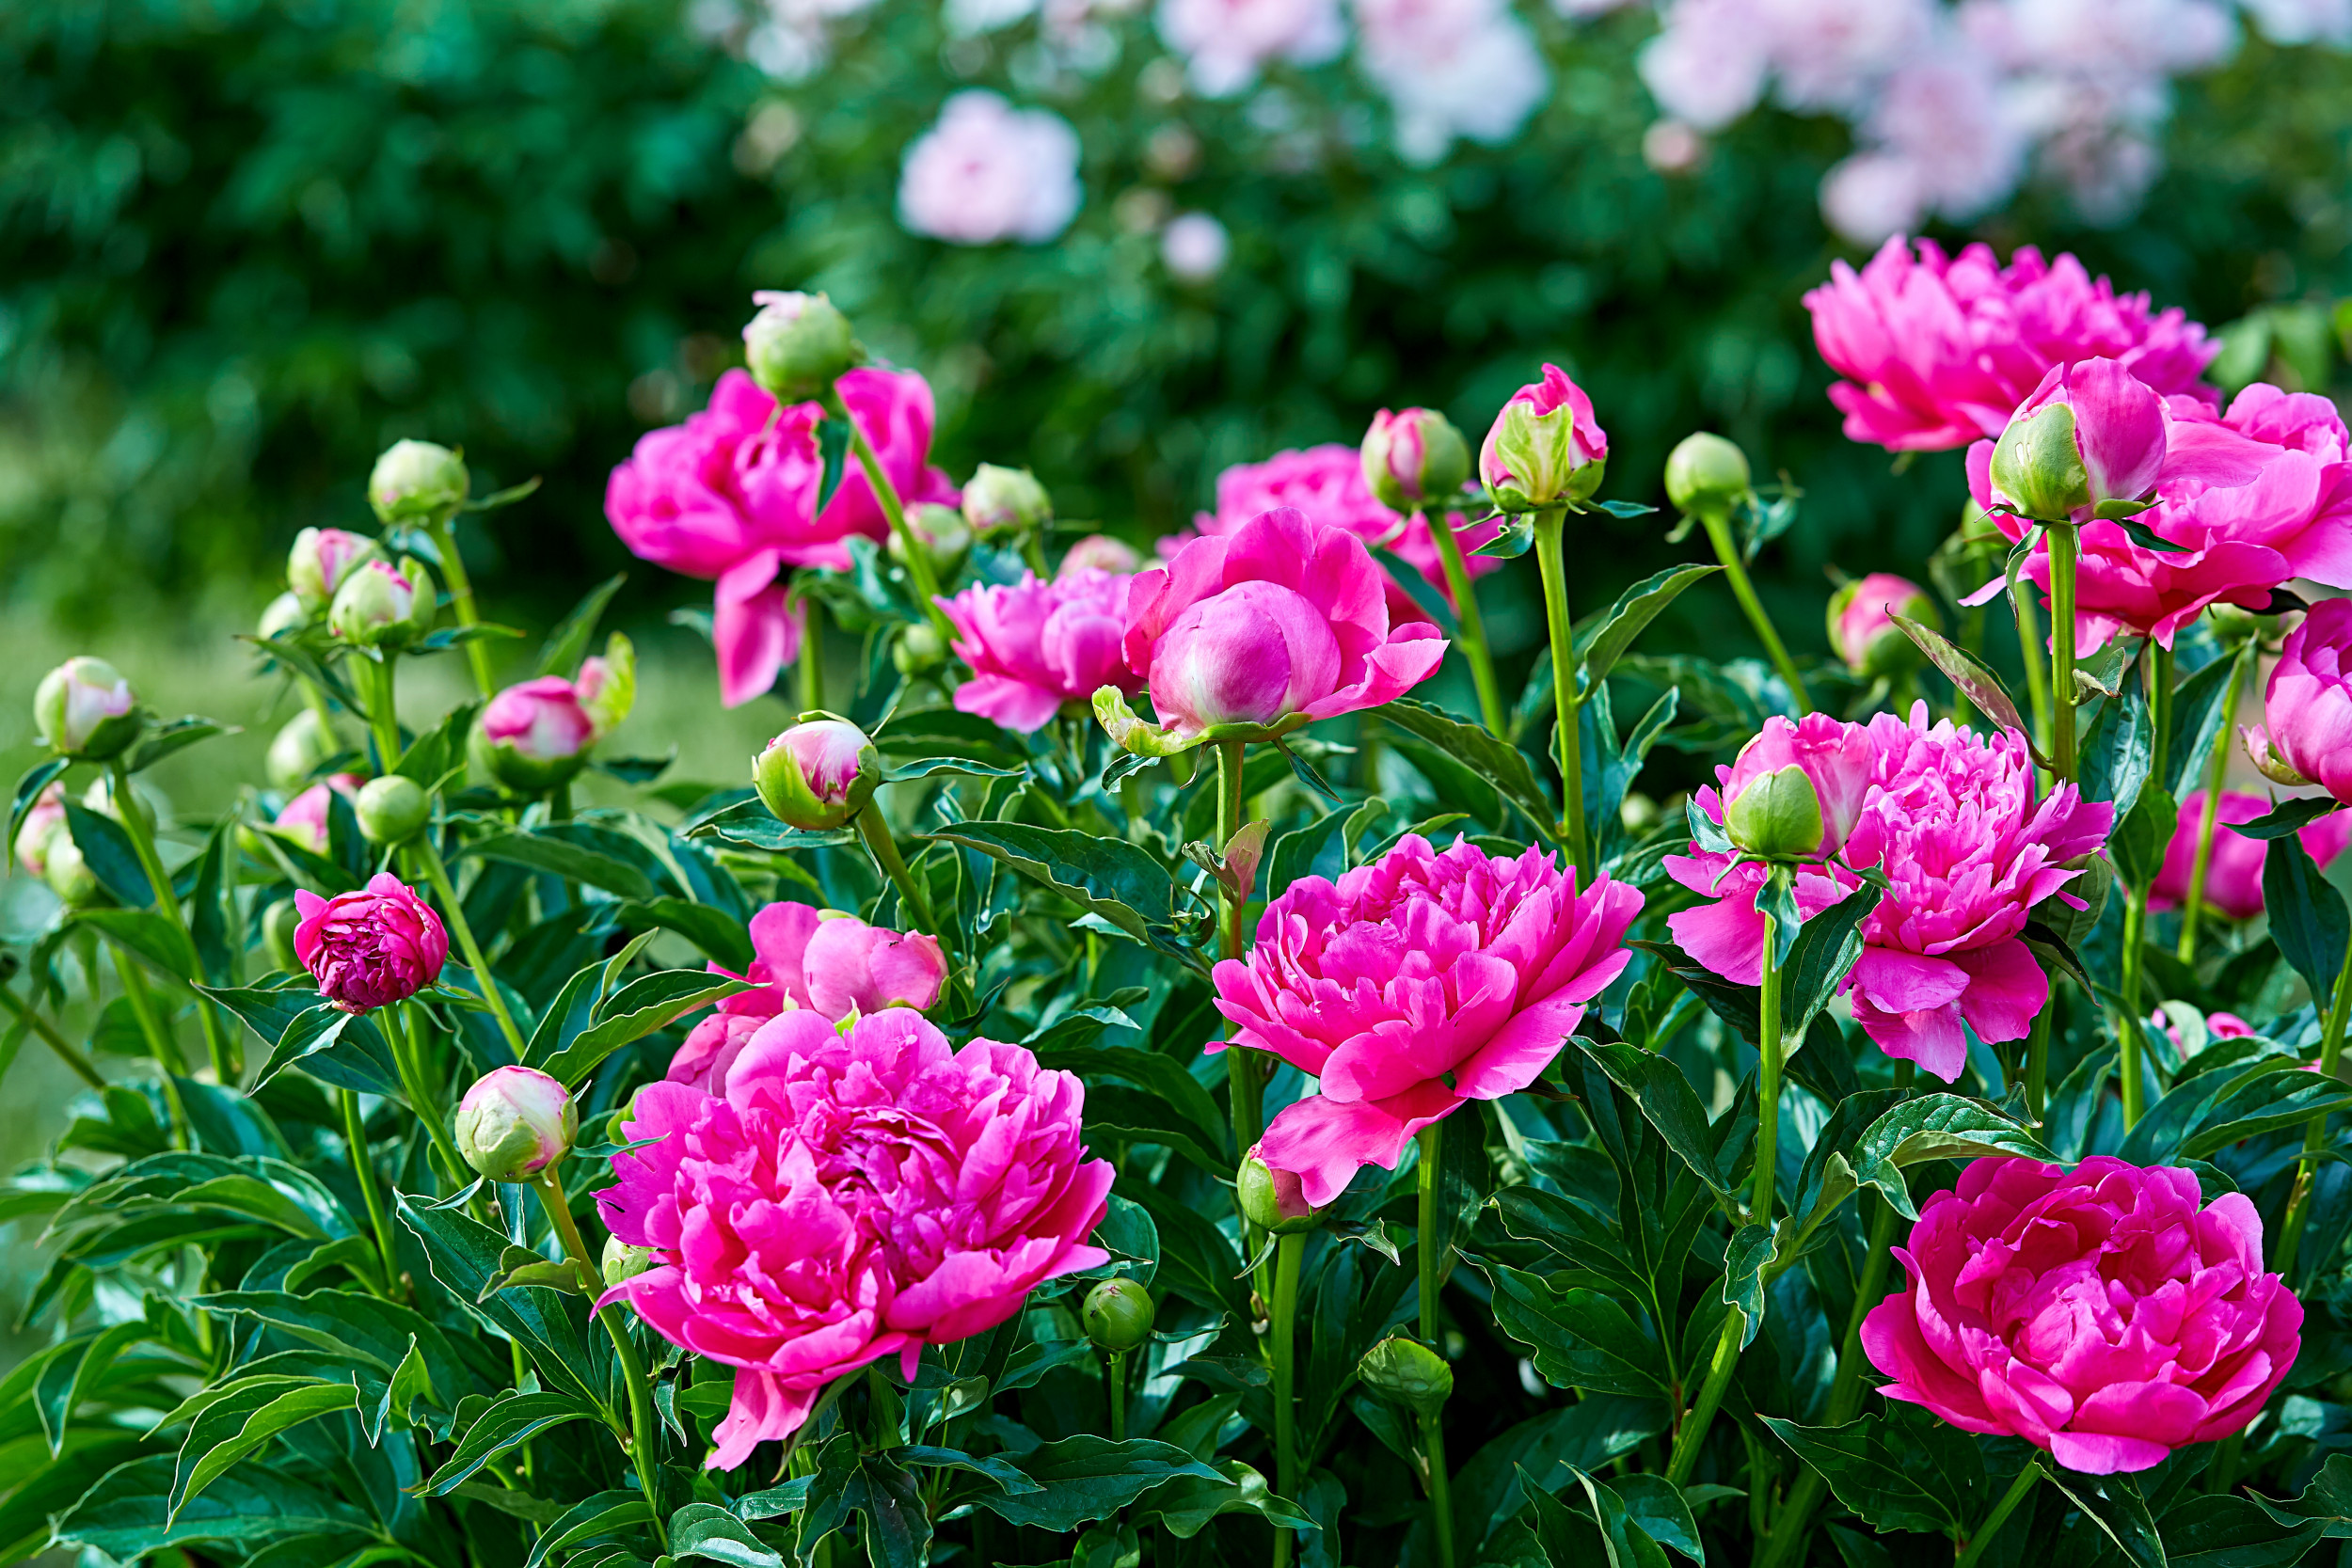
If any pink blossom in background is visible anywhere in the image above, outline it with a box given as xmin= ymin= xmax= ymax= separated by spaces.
xmin=606 ymin=367 xmax=955 ymax=705
xmin=1804 ymin=236 xmax=2217 ymax=451
xmin=1864 ymin=1156 xmax=2299 ymax=1473
xmin=1352 ymin=0 xmax=1549 ymax=164
xmin=2255 ymin=598 xmax=2352 ymax=808
xmin=1216 ymin=834 xmax=1644 ymax=1205
xmin=898 ymin=91 xmax=1083 ymax=245
xmin=1156 ymin=0 xmax=1345 ymax=96
xmin=602 ymin=1008 xmax=1112 ymax=1465
xmin=480 ymin=677 xmax=597 ymax=762
xmin=1820 ymin=43 xmax=2026 ymax=243
xmin=2149 ymin=789 xmax=2352 ymax=922
xmin=271 ymin=773 xmax=363 ymax=855
xmin=1638 ymin=0 xmax=1769 ymax=128
xmin=1161 ymin=212 xmax=1231 ymax=280
xmin=939 ymin=569 xmax=1140 ymax=733
xmin=1058 ymin=534 xmax=1142 ymax=577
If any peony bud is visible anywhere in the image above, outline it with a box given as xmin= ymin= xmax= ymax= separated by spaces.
xmin=43 ymin=833 xmax=99 ymax=907
xmin=454 ymin=1066 xmax=578 ymax=1182
xmin=1985 ymin=358 xmax=2165 ymax=525
xmin=263 ymin=897 xmax=304 ymax=973
xmin=14 ymin=784 xmax=65 ymax=879
xmin=258 ymin=591 xmax=310 ymax=641
xmin=1357 ymin=1337 xmax=1453 ymax=1418
xmin=357 ymin=775 xmax=430 ymax=844
xmin=267 ymin=709 xmax=343 ymax=792
xmin=34 ymin=657 xmax=141 ymax=760
xmin=1361 ymin=407 xmax=1470 ymax=514
xmin=287 ymin=528 xmax=384 ymax=610
xmin=575 ymin=634 xmax=637 ymax=738
xmin=471 ymin=676 xmax=596 ymax=794
xmin=1082 ymin=1277 xmax=1156 ymax=1354
xmin=742 ymin=290 xmax=863 ymax=403
xmin=754 ymin=717 xmax=881 ymax=831
xmin=1058 ymin=534 xmax=1142 ymax=578
xmin=961 ymin=464 xmax=1053 ymax=540
xmin=368 ymin=440 xmax=469 ymax=523
xmin=266 ymin=774 xmax=360 ymax=855
xmin=1479 ymin=366 xmax=1607 ymax=513
xmin=602 ymin=1235 xmax=656 ymax=1287
xmin=1827 ymin=573 xmax=1936 ymax=679
xmin=1664 ymin=433 xmax=1752 ymax=516
xmin=893 ymin=620 xmax=947 ymax=675
xmin=1724 ymin=765 xmax=1826 ymax=861
xmin=1237 ymin=1149 xmax=1325 ymax=1234
xmin=327 ymin=558 xmax=436 ymax=648
xmin=892 ymin=502 xmax=972 ymax=580
xmin=2244 ymin=724 xmax=2312 ymax=788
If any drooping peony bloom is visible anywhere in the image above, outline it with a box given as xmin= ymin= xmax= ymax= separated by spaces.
xmin=1864 ymin=1156 xmax=2301 ymax=1474
xmin=1101 ymin=507 xmax=1448 ymax=753
xmin=1668 ymin=705 xmax=2111 ymax=1083
xmin=1215 ymin=834 xmax=1644 ymax=1206
xmin=897 ymin=91 xmax=1083 ymax=245
xmin=1804 ymin=236 xmax=2217 ymax=452
xmin=938 ymin=569 xmax=1139 ymax=734
xmin=1969 ymin=383 xmax=2352 ymax=653
xmin=270 ymin=774 xmax=363 ymax=855
xmin=2249 ymin=598 xmax=2352 ymax=807
xmin=671 ymin=903 xmax=948 ymax=1092
xmin=2150 ymin=788 xmax=2352 ymax=922
xmin=293 ymin=872 xmax=451 ymax=1013
xmin=1827 ymin=572 xmax=1935 ymax=677
xmin=1156 ymin=0 xmax=1345 ymax=97
xmin=605 ymin=367 xmax=957 ymax=706
xmin=600 ymin=1008 xmax=1113 ymax=1465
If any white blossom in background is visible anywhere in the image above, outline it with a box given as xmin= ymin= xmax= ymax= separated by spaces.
xmin=2240 ymin=0 xmax=2352 ymax=39
xmin=1156 ymin=0 xmax=1347 ymax=97
xmin=742 ymin=0 xmax=883 ymax=80
xmin=1162 ymin=212 xmax=1232 ymax=278
xmin=1819 ymin=39 xmax=2025 ymax=241
xmin=1354 ymin=0 xmax=1549 ymax=162
xmin=898 ymin=91 xmax=1086 ymax=244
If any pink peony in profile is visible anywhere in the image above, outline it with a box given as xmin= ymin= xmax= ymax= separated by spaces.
xmin=293 ymin=872 xmax=451 ymax=1013
xmin=1864 ymin=1156 xmax=2301 ymax=1474
xmin=270 ymin=773 xmax=363 ymax=855
xmin=1102 ymin=506 xmax=1447 ymax=752
xmin=2249 ymin=598 xmax=2352 ymax=807
xmin=605 ymin=367 xmax=956 ymax=706
xmin=897 ymin=92 xmax=1083 ymax=245
xmin=1980 ymin=357 xmax=2168 ymax=523
xmin=2150 ymin=788 xmax=2352 ymax=922
xmin=1804 ymin=236 xmax=2217 ymax=452
xmin=1215 ymin=834 xmax=1644 ymax=1206
xmin=938 ymin=569 xmax=1139 ymax=734
xmin=1668 ymin=705 xmax=2111 ymax=1083
xmin=600 ymin=1008 xmax=1113 ymax=1465
xmin=1479 ymin=364 xmax=1609 ymax=512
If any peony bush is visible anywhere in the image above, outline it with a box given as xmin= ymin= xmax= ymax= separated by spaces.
xmin=13 ymin=232 xmax=2352 ymax=1568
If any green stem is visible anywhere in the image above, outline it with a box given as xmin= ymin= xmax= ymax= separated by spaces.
xmin=1270 ymin=1230 xmax=1303 ymax=1568
xmin=1698 ymin=510 xmax=1811 ymax=715
xmin=1531 ymin=508 xmax=1589 ymax=878
xmin=340 ymin=1088 xmax=402 ymax=1297
xmin=112 ymin=942 xmax=184 ymax=1076
xmin=536 ymin=1168 xmax=669 ymax=1551
xmin=797 ymin=590 xmax=823 ymax=715
xmin=2048 ymin=523 xmax=2080 ymax=781
xmin=300 ymin=675 xmax=341 ymax=741
xmin=2010 ymin=565 xmax=2054 ymax=765
xmin=425 ymin=515 xmax=496 ymax=700
xmin=2180 ymin=641 xmax=2254 ymax=960
xmin=1420 ymin=508 xmax=1505 ymax=737
xmin=1753 ymin=899 xmax=1784 ymax=1224
xmin=364 ymin=655 xmax=404 ymax=775
xmin=407 ymin=837 xmax=528 ymax=1055
xmin=399 ymin=1001 xmax=469 ymax=1190
xmin=2024 ymin=1009 xmax=2053 ymax=1126
xmin=1417 ymin=1123 xmax=1454 ymax=1568
xmin=109 ymin=759 xmax=235 ymax=1082
xmin=1421 ymin=1404 xmax=1454 ymax=1568
xmin=1107 ymin=1351 xmax=1127 ymax=1443
xmin=855 ymin=806 xmax=941 ymax=944
xmin=2149 ymin=643 xmax=2175 ymax=800
xmin=1020 ymin=533 xmax=1052 ymax=581
xmin=2271 ymin=925 xmax=2352 ymax=1277
xmin=1218 ymin=740 xmax=1263 ymax=1175
xmin=1668 ymin=1308 xmax=1743 ymax=1486
xmin=825 ymin=387 xmax=955 ymax=643
xmin=2119 ymin=889 xmax=2149 ymax=1127
xmin=0 ymin=980 xmax=105 ymax=1089
xmin=1954 ymin=1462 xmax=2044 ymax=1568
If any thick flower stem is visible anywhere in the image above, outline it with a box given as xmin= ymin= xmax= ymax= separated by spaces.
xmin=1668 ymin=1308 xmax=1743 ymax=1487
xmin=798 ymin=591 xmax=824 ymax=714
xmin=363 ymin=655 xmax=404 ymax=775
xmin=406 ymin=836 xmax=529 ymax=1056
xmin=1218 ymin=741 xmax=1263 ymax=1164
xmin=1416 ymin=1124 xmax=1455 ymax=1568
xmin=1106 ymin=1351 xmax=1127 ymax=1443
xmin=2148 ymin=643 xmax=2175 ymax=797
xmin=2024 ymin=1009 xmax=2053 ymax=1125
xmin=340 ymin=1089 xmax=402 ymax=1298
xmin=2179 ymin=641 xmax=2254 ymax=959
xmin=535 ymin=1168 xmax=670 ymax=1552
xmin=2119 ymin=891 xmax=2150 ymax=1127
xmin=823 ymin=386 xmax=957 ymax=644
xmin=398 ymin=1001 xmax=469 ymax=1190
xmin=111 ymin=758 xmax=236 ymax=1083
xmin=1270 ymin=1230 xmax=1304 ymax=1568
xmin=2270 ymin=924 xmax=2352 ymax=1278
xmin=1697 ymin=511 xmax=1812 ymax=715
xmin=2010 ymin=581 xmax=2054 ymax=765
xmin=1531 ymin=509 xmax=1589 ymax=878
xmin=425 ymin=515 xmax=496 ymax=700
xmin=1953 ymin=1461 xmax=2044 ymax=1568
xmin=112 ymin=943 xmax=184 ymax=1076
xmin=1420 ymin=509 xmax=1505 ymax=738
xmin=0 ymin=980 xmax=105 ymax=1090
xmin=855 ymin=806 xmax=941 ymax=946
xmin=2047 ymin=522 xmax=2081 ymax=782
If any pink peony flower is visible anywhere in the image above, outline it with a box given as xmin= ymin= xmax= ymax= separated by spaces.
xmin=1982 ymin=357 xmax=2168 ymax=523
xmin=1804 ymin=236 xmax=2217 ymax=452
xmin=2253 ymin=598 xmax=2352 ymax=807
xmin=1864 ymin=1156 xmax=2301 ymax=1474
xmin=482 ymin=677 xmax=596 ymax=761
xmin=600 ymin=1008 xmax=1114 ymax=1465
xmin=938 ymin=569 xmax=1140 ymax=734
xmin=2149 ymin=788 xmax=2352 ymax=922
xmin=1215 ymin=834 xmax=1644 ymax=1206
xmin=897 ymin=92 xmax=1083 ymax=245
xmin=1109 ymin=506 xmax=1448 ymax=749
xmin=1156 ymin=0 xmax=1345 ymax=96
xmin=605 ymin=368 xmax=956 ymax=706
xmin=1668 ymin=705 xmax=2112 ymax=1083
xmin=271 ymin=773 xmax=363 ymax=855
xmin=293 ymin=872 xmax=451 ymax=1013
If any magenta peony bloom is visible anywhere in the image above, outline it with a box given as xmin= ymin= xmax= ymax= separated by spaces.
xmin=1215 ymin=834 xmax=1644 ymax=1206
xmin=600 ymin=1008 xmax=1114 ymax=1466
xmin=604 ymin=368 xmax=957 ymax=706
xmin=2253 ymin=598 xmax=2352 ymax=807
xmin=271 ymin=773 xmax=363 ymax=854
xmin=2149 ymin=789 xmax=2351 ymax=922
xmin=1103 ymin=507 xmax=1447 ymax=753
xmin=938 ymin=569 xmax=1140 ymax=734
xmin=1804 ymin=236 xmax=2217 ymax=452
xmin=1864 ymin=1156 xmax=2301 ymax=1474
xmin=1668 ymin=706 xmax=2111 ymax=1083
xmin=293 ymin=872 xmax=450 ymax=1013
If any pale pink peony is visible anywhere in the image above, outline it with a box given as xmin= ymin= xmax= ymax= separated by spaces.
xmin=13 ymin=784 xmax=65 ymax=878
xmin=1156 ymin=0 xmax=1345 ymax=96
xmin=938 ymin=569 xmax=1140 ymax=734
xmin=1058 ymin=535 xmax=1142 ymax=578
xmin=271 ymin=773 xmax=363 ymax=855
xmin=481 ymin=677 xmax=596 ymax=762
xmin=1215 ymin=834 xmax=1644 ymax=1206
xmin=897 ymin=92 xmax=1083 ymax=245
xmin=2255 ymin=598 xmax=2352 ymax=808
xmin=2149 ymin=789 xmax=2352 ymax=923
xmin=1804 ymin=235 xmax=2217 ymax=452
xmin=1864 ymin=1156 xmax=2300 ymax=1474
xmin=293 ymin=872 xmax=451 ymax=1013
xmin=600 ymin=1008 xmax=1113 ymax=1465
xmin=1668 ymin=706 xmax=2111 ymax=1083
xmin=605 ymin=368 xmax=956 ymax=706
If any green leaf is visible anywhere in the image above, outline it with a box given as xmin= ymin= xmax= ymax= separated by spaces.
xmin=684 ymin=797 xmax=857 ymax=852
xmin=170 ymin=1377 xmax=358 ymax=1522
xmin=977 ymin=1435 xmax=1229 ymax=1532
xmin=1578 ymin=1039 xmax=1739 ymax=1201
xmin=1607 ymin=1474 xmax=1706 ymax=1565
xmin=1565 ymin=1465 xmax=1672 ymax=1568
xmin=1852 ymin=1095 xmax=2054 ymax=1218
xmin=540 ymin=573 xmax=628 ymax=678
xmin=2249 ymin=1452 xmax=2352 ymax=1538
xmin=127 ymin=716 xmax=236 ymax=774
xmin=2162 ymin=650 xmax=2241 ymax=796
xmin=252 ymin=1004 xmax=352 ymax=1092
xmin=395 ymin=1195 xmax=608 ymax=1411
xmin=1629 ymin=937 xmax=1760 ymax=1046
xmin=1137 ymin=1458 xmax=1315 ymax=1539
xmin=2161 ymin=1495 xmax=2327 ymax=1567
xmin=394 ymin=701 xmax=483 ymax=789
xmin=35 ymin=1320 xmax=151 ymax=1456
xmin=1487 ymin=1263 xmax=1669 ymax=1399
xmin=1757 ymin=1416 xmax=1966 ymax=1536
xmin=194 ymin=1291 xmax=477 ymax=1400
xmin=923 ymin=821 xmax=1177 ymax=942
xmin=1720 ymin=1225 xmax=1772 ymax=1348
xmin=1375 ymin=698 xmax=1555 ymax=837
xmin=202 ymin=981 xmax=336 ymax=1054
xmin=189 ymin=823 xmax=234 ymax=986
xmin=1777 ymin=884 xmax=1882 ymax=1043
xmin=73 ymin=907 xmax=199 ymax=980
xmin=614 ymin=897 xmax=757 ymax=972
xmin=53 ymin=1455 xmax=370 ymax=1558
xmin=2234 ymin=797 xmax=2340 ymax=840
xmin=1576 ymin=563 xmax=1723 ymax=689
xmin=419 ymin=1389 xmax=601 ymax=1495
xmin=672 ymin=1501 xmax=787 ymax=1565
xmin=533 ymin=969 xmax=754 ymax=1087
xmin=2038 ymin=1467 xmax=2163 ymax=1568
xmin=898 ymin=1445 xmax=1045 ymax=1496
xmin=460 ymin=823 xmax=670 ymax=902
xmin=522 ymin=1491 xmax=655 ymax=1568
xmin=2263 ymin=832 xmax=2349 ymax=1003
xmin=2112 ymin=784 xmax=2180 ymax=892
xmin=1888 ymin=612 xmax=2040 ymax=761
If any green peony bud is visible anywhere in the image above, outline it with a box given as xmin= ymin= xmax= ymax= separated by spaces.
xmin=35 ymin=657 xmax=142 ymax=760
xmin=1664 ymin=433 xmax=1752 ymax=516
xmin=1236 ymin=1151 xmax=1325 ymax=1234
xmin=454 ymin=1066 xmax=578 ymax=1182
xmin=1724 ymin=766 xmax=1825 ymax=861
xmin=1361 ymin=407 xmax=1471 ymax=514
xmin=258 ymin=591 xmax=310 ymax=641
xmin=893 ymin=502 xmax=972 ymax=580
xmin=1082 ymin=1277 xmax=1156 ymax=1354
xmin=742 ymin=291 xmax=863 ymax=403
xmin=893 ymin=621 xmax=947 ymax=676
xmin=287 ymin=528 xmax=384 ymax=609
xmin=961 ymin=464 xmax=1053 ymax=539
xmin=327 ymin=558 xmax=437 ymax=649
xmin=43 ymin=833 xmax=100 ymax=908
xmin=262 ymin=897 xmax=304 ymax=973
xmin=753 ymin=717 xmax=881 ymax=831
xmin=1988 ymin=404 xmax=2091 ymax=524
xmin=356 ymin=775 xmax=430 ymax=845
xmin=368 ymin=440 xmax=469 ymax=523
xmin=267 ymin=709 xmax=342 ymax=792
xmin=1357 ymin=1337 xmax=1453 ymax=1418
xmin=602 ymin=1235 xmax=657 ymax=1287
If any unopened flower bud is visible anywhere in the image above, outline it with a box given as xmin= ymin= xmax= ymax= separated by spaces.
xmin=1479 ymin=366 xmax=1607 ymax=513
xmin=471 ymin=677 xmax=596 ymax=794
xmin=263 ymin=897 xmax=304 ymax=973
xmin=754 ymin=717 xmax=881 ymax=831
xmin=892 ymin=502 xmax=972 ymax=580
xmin=1664 ymin=433 xmax=1752 ymax=516
xmin=43 ymin=834 xmax=99 ymax=908
xmin=575 ymin=635 xmax=637 ymax=737
xmin=1724 ymin=765 xmax=1825 ymax=861
xmin=961 ymin=464 xmax=1053 ymax=539
xmin=267 ymin=709 xmax=342 ymax=792
xmin=1058 ymin=535 xmax=1142 ymax=578
xmin=368 ymin=440 xmax=470 ymax=523
xmin=1357 ymin=1337 xmax=1453 ymax=1418
xmin=258 ymin=591 xmax=310 ymax=641
xmin=357 ymin=775 xmax=430 ymax=845
xmin=1827 ymin=574 xmax=1936 ymax=679
xmin=1082 ymin=1277 xmax=1155 ymax=1354
xmin=1361 ymin=408 xmax=1470 ymax=513
xmin=742 ymin=291 xmax=863 ymax=403
xmin=2244 ymin=724 xmax=2312 ymax=788
xmin=328 ymin=558 xmax=436 ymax=648
xmin=454 ymin=1066 xmax=578 ymax=1182
xmin=893 ymin=621 xmax=947 ymax=675
xmin=35 ymin=657 xmax=141 ymax=760
xmin=1237 ymin=1148 xmax=1325 ymax=1234
xmin=288 ymin=528 xmax=384 ymax=610
xmin=1985 ymin=360 xmax=2165 ymax=525
xmin=602 ymin=1235 xmax=657 ymax=1287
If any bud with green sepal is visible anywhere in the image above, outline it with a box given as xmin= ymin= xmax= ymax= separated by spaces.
xmin=576 ymin=634 xmax=636 ymax=738
xmin=1664 ymin=432 xmax=1753 ymax=517
xmin=1826 ymin=573 xmax=1936 ymax=679
xmin=754 ymin=716 xmax=881 ymax=832
xmin=43 ymin=834 xmax=100 ymax=908
xmin=1083 ymin=1278 xmax=1155 ymax=1354
xmin=328 ymin=558 xmax=437 ymax=649
xmin=267 ymin=709 xmax=342 ymax=791
xmin=743 ymin=291 xmax=864 ymax=403
xmin=454 ymin=1066 xmax=578 ymax=1183
xmin=35 ymin=657 xmax=143 ymax=761
xmin=894 ymin=621 xmax=947 ymax=676
xmin=1724 ymin=765 xmax=1826 ymax=862
xmin=1238 ymin=1149 xmax=1326 ymax=1235
xmin=1357 ymin=1336 xmax=1454 ymax=1420
xmin=368 ymin=440 xmax=470 ymax=524
xmin=1479 ymin=365 xmax=1606 ymax=513
xmin=602 ymin=1236 xmax=657 ymax=1287
xmin=288 ymin=528 xmax=384 ymax=610
xmin=894 ymin=502 xmax=972 ymax=581
xmin=1983 ymin=359 xmax=2166 ymax=526
xmin=357 ymin=776 xmax=430 ymax=845
xmin=961 ymin=464 xmax=1052 ymax=540
xmin=1361 ymin=407 xmax=1470 ymax=514
xmin=258 ymin=591 xmax=310 ymax=641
